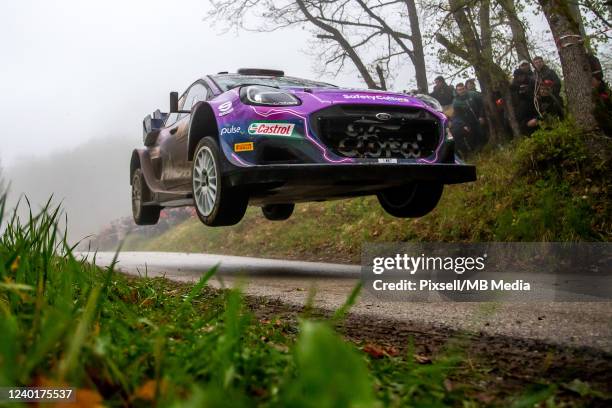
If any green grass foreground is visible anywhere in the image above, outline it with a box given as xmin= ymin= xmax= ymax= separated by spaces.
xmin=123 ymin=122 xmax=610 ymax=262
xmin=5 ymin=200 xmax=611 ymax=406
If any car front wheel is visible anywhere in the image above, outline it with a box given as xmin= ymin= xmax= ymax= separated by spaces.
xmin=377 ymin=183 xmax=443 ymax=218
xmin=192 ymin=137 xmax=248 ymax=226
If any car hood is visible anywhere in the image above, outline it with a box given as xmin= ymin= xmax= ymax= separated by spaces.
xmin=210 ymin=86 xmax=443 ymax=122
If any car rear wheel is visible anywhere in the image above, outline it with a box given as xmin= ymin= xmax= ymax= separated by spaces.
xmin=192 ymin=137 xmax=248 ymax=226
xmin=132 ymin=168 xmax=161 ymax=225
xmin=262 ymin=204 xmax=294 ymax=221
xmin=377 ymin=183 xmax=443 ymax=218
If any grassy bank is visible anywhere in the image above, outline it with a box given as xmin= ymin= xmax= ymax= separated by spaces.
xmin=2 ymin=196 xmax=611 ymax=407
xmin=124 ymin=122 xmax=610 ymax=262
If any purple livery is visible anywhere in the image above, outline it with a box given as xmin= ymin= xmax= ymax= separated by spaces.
xmin=131 ymin=69 xmax=476 ymax=226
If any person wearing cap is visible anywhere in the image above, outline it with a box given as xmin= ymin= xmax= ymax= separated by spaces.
xmin=429 ymin=76 xmax=454 ymax=113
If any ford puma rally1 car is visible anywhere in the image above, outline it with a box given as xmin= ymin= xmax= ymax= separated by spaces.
xmin=131 ymin=69 xmax=476 ymax=227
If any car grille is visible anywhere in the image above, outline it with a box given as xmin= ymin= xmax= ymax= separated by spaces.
xmin=310 ymin=105 xmax=441 ymax=159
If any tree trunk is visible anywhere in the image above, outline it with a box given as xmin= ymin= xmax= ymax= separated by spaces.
xmin=500 ymin=84 xmax=522 ymax=138
xmin=498 ymin=0 xmax=531 ymax=61
xmin=405 ymin=0 xmax=428 ymax=93
xmin=474 ymin=69 xmax=506 ymax=144
xmin=567 ymin=0 xmax=587 ymax=38
xmin=538 ymin=0 xmax=597 ymax=132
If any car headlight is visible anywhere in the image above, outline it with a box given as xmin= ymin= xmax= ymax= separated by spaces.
xmin=240 ymin=85 xmax=301 ymax=106
xmin=414 ymin=93 xmax=443 ymax=113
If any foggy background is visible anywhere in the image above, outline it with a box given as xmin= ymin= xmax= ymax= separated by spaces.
xmin=0 ymin=0 xmax=368 ymax=241
xmin=0 ymin=0 xmax=574 ymax=243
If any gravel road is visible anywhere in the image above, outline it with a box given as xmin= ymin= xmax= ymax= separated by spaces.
xmin=79 ymin=251 xmax=612 ymax=353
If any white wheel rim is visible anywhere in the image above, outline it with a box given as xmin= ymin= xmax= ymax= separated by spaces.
xmin=193 ymin=146 xmax=218 ymax=216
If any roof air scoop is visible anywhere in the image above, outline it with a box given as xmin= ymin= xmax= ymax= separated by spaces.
xmin=237 ymin=68 xmax=285 ymax=77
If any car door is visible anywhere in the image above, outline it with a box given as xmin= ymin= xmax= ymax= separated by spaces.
xmin=159 ymin=93 xmax=186 ymax=190
xmin=168 ymin=82 xmax=210 ymax=190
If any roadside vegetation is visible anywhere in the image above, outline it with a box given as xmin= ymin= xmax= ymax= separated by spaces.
xmin=122 ymin=122 xmax=610 ymax=263
xmin=2 ymin=192 xmax=611 ymax=406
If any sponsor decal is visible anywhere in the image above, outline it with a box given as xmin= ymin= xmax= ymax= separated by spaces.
xmin=343 ymin=94 xmax=412 ymax=103
xmin=218 ymin=101 xmax=233 ymax=116
xmin=234 ymin=142 xmax=254 ymax=152
xmin=378 ymin=158 xmax=398 ymax=164
xmin=220 ymin=125 xmax=241 ymax=135
xmin=248 ymin=122 xmax=296 ymax=137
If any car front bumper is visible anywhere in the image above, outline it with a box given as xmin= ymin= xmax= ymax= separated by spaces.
xmin=227 ymin=162 xmax=476 ymax=189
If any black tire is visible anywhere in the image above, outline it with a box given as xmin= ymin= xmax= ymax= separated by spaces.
xmin=132 ymin=168 xmax=161 ymax=225
xmin=192 ymin=137 xmax=248 ymax=226
xmin=262 ymin=204 xmax=294 ymax=221
xmin=377 ymin=183 xmax=444 ymax=218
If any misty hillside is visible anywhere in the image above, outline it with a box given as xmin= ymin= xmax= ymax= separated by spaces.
xmin=4 ymin=136 xmax=138 ymax=242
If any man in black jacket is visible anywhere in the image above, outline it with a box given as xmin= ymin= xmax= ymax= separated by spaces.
xmin=430 ymin=76 xmax=454 ymax=110
xmin=511 ymin=63 xmax=536 ymax=134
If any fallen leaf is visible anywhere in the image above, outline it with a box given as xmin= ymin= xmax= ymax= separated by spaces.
xmin=414 ymin=354 xmax=432 ymax=364
xmin=132 ymin=379 xmax=167 ymax=402
xmin=71 ymin=388 xmax=104 ymax=408
xmin=10 ymin=256 xmax=20 ymax=273
xmin=363 ymin=343 xmax=385 ymax=359
xmin=140 ymin=298 xmax=154 ymax=307
xmin=33 ymin=377 xmax=103 ymax=408
xmin=385 ymin=346 xmax=400 ymax=357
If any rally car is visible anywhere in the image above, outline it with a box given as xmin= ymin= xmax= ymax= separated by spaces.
xmin=131 ymin=69 xmax=476 ymax=226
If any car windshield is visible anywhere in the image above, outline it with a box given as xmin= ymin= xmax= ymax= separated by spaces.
xmin=211 ymin=75 xmax=337 ymax=91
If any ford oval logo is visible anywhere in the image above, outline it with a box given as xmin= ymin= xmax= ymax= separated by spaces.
xmin=375 ymin=112 xmax=392 ymax=121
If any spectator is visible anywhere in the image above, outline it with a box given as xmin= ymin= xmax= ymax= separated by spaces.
xmin=592 ymin=75 xmax=612 ymax=135
xmin=533 ymin=56 xmax=562 ymax=100
xmin=430 ymin=76 xmax=454 ymax=115
xmin=465 ymin=78 xmax=479 ymax=94
xmin=511 ymin=56 xmax=563 ymax=133
xmin=510 ymin=65 xmax=536 ymax=134
xmin=518 ymin=60 xmax=533 ymax=77
xmin=450 ymin=83 xmax=486 ymax=155
xmin=535 ymin=81 xmax=564 ymax=120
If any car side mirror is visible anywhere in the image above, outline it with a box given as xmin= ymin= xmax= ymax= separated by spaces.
xmin=143 ymin=114 xmax=163 ymax=146
xmin=169 ymin=91 xmax=179 ymax=113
